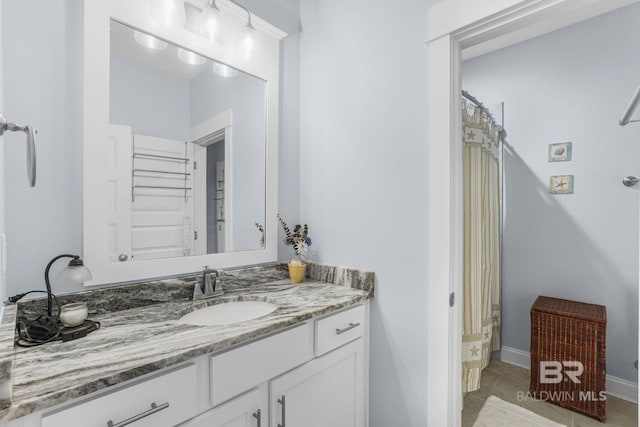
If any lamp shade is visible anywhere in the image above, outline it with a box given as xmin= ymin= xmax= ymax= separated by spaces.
xmin=212 ymin=62 xmax=238 ymax=77
xmin=239 ymin=23 xmax=256 ymax=60
xmin=57 ymin=259 xmax=92 ymax=284
xmin=177 ymin=48 xmax=206 ymax=65
xmin=196 ymin=4 xmax=221 ymax=43
xmin=150 ymin=0 xmax=186 ymax=27
xmin=134 ymin=30 xmax=168 ymax=50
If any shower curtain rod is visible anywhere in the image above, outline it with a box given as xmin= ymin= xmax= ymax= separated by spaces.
xmin=462 ymin=90 xmax=507 ymax=141
xmin=619 ymin=83 xmax=640 ymax=126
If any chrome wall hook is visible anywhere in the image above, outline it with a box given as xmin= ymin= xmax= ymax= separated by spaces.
xmin=0 ymin=112 xmax=36 ymax=187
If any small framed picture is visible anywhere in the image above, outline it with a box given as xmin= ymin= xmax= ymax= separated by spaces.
xmin=548 ymin=142 xmax=572 ymax=162
xmin=549 ymin=175 xmax=574 ymax=194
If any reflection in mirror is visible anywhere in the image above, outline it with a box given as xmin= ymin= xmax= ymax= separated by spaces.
xmin=108 ymin=21 xmax=266 ymax=262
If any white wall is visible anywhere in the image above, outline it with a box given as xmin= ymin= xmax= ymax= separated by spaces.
xmin=463 ymin=4 xmax=640 ymax=382
xmin=298 ymin=0 xmax=432 ymax=425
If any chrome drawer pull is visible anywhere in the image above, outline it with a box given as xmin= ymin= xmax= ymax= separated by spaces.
xmin=277 ymin=395 xmax=286 ymax=427
xmin=107 ymin=402 xmax=169 ymax=427
xmin=253 ymin=408 xmax=261 ymax=427
xmin=335 ymin=322 xmax=360 ymax=335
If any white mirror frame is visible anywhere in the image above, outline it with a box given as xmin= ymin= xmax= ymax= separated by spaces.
xmin=83 ymin=0 xmax=286 ymax=285
xmin=425 ymin=0 xmax=638 ymax=425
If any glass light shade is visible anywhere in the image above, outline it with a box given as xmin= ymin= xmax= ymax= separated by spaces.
xmin=177 ymin=47 xmax=206 ymax=65
xmin=150 ymin=0 xmax=186 ymax=27
xmin=212 ymin=62 xmax=238 ymax=77
xmin=196 ymin=6 xmax=221 ymax=43
xmin=239 ymin=24 xmax=256 ymax=59
xmin=134 ymin=30 xmax=168 ymax=50
xmin=57 ymin=264 xmax=93 ymax=284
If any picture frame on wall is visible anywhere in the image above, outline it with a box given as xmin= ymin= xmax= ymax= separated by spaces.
xmin=548 ymin=142 xmax=572 ymax=162
xmin=549 ymin=175 xmax=574 ymax=194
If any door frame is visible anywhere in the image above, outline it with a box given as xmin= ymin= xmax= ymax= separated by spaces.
xmin=425 ymin=1 xmax=640 ymax=425
xmin=190 ymin=109 xmax=234 ymax=255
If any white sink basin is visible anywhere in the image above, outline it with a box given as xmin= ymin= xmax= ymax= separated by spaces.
xmin=178 ymin=301 xmax=278 ymax=326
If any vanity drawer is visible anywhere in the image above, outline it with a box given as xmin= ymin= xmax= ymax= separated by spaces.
xmin=42 ymin=363 xmax=198 ymax=427
xmin=210 ymin=324 xmax=312 ymax=406
xmin=315 ymin=304 xmax=366 ymax=356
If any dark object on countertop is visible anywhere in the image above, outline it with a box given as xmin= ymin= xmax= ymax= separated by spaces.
xmin=60 ymin=320 xmax=100 ymax=342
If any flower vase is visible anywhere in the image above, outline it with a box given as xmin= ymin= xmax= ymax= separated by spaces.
xmin=288 ymin=254 xmax=306 ymax=283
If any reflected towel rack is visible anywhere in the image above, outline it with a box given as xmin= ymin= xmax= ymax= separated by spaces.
xmin=131 ymin=141 xmax=191 ymax=201
xmin=133 ymin=152 xmax=189 ymax=162
xmin=133 ymin=185 xmax=192 ymax=191
xmin=133 ymin=168 xmax=191 ymax=176
xmin=619 ymin=83 xmax=640 ymax=126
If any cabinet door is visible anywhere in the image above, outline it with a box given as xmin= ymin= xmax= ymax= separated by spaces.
xmin=270 ymin=339 xmax=364 ymax=427
xmin=179 ymin=388 xmax=265 ymax=427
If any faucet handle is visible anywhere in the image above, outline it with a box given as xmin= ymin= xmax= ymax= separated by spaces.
xmin=193 ymin=282 xmax=204 ymax=298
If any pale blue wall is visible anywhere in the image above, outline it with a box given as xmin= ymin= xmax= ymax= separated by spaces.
xmin=298 ymin=0 xmax=431 ymax=425
xmin=0 ymin=0 xmax=5 ymax=309
xmin=3 ymin=0 xmax=84 ymax=297
xmin=110 ymin=55 xmax=190 ymax=141
xmin=463 ymin=4 xmax=640 ymax=382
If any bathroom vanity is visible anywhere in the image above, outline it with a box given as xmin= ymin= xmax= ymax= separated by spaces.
xmin=0 ymin=263 xmax=374 ymax=426
xmin=0 ymin=2 xmax=374 ymax=425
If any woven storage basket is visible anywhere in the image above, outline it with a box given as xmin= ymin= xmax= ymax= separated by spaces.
xmin=530 ymin=296 xmax=606 ymax=421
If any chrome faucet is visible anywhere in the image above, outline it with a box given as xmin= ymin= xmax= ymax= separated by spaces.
xmin=193 ymin=266 xmax=225 ymax=300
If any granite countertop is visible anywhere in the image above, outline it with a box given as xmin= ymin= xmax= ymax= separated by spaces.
xmin=0 ymin=262 xmax=374 ymax=422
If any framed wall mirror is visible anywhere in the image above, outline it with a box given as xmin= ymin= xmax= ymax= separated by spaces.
xmin=84 ymin=0 xmax=285 ymax=285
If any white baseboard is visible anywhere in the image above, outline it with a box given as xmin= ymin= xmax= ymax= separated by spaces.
xmin=499 ymin=346 xmax=638 ymax=404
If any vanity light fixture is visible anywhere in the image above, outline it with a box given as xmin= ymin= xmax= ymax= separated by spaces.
xmin=133 ymin=30 xmax=168 ymax=50
xmin=177 ymin=47 xmax=206 ymax=65
xmin=195 ymin=0 xmax=222 ymax=44
xmin=212 ymin=61 xmax=238 ymax=77
xmin=150 ymin=0 xmax=186 ymax=28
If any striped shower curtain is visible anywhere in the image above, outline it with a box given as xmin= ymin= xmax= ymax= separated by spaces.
xmin=462 ymin=98 xmax=502 ymax=393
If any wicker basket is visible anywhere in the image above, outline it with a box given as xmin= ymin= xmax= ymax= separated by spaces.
xmin=530 ymin=296 xmax=607 ymax=421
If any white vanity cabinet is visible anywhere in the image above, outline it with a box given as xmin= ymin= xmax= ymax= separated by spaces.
xmin=40 ymin=363 xmax=199 ymax=427
xmin=178 ymin=388 xmax=267 ymax=427
xmin=3 ymin=302 xmax=368 ymax=427
xmin=270 ymin=339 xmax=364 ymax=427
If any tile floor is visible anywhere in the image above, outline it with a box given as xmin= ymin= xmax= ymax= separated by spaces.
xmin=463 ymin=360 xmax=638 ymax=427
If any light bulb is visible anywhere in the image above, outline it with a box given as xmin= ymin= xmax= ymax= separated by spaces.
xmin=212 ymin=62 xmax=238 ymax=77
xmin=134 ymin=30 xmax=168 ymax=50
xmin=177 ymin=47 xmax=206 ymax=65
xmin=150 ymin=0 xmax=186 ymax=27
xmin=196 ymin=3 xmax=221 ymax=43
